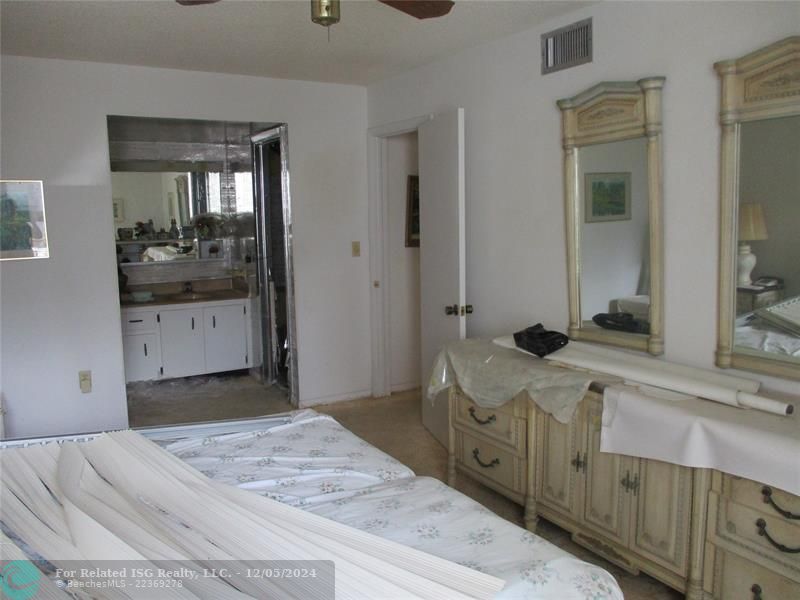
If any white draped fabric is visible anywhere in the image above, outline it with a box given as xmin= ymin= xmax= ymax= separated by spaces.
xmin=0 ymin=430 xmax=505 ymax=600
xmin=601 ymin=385 xmax=800 ymax=495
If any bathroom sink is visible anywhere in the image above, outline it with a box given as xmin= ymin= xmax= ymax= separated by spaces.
xmin=169 ymin=292 xmax=209 ymax=301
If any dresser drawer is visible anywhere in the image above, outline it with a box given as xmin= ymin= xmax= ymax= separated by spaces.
xmin=723 ymin=475 xmax=800 ymax=520
xmin=714 ymin=548 xmax=800 ymax=599
xmin=714 ymin=495 xmax=800 ymax=572
xmin=455 ymin=430 xmax=526 ymax=495
xmin=453 ymin=393 xmax=527 ymax=455
xmin=121 ymin=310 xmax=158 ymax=334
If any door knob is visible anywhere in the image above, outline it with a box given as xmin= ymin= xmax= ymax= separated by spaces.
xmin=445 ymin=304 xmax=459 ymax=316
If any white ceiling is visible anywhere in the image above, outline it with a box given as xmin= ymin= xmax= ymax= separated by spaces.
xmin=0 ymin=0 xmax=592 ymax=85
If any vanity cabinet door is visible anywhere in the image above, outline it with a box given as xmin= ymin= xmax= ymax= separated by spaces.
xmin=629 ymin=458 xmax=692 ymax=577
xmin=159 ymin=308 xmax=205 ymax=378
xmin=204 ymin=304 xmax=248 ymax=373
xmin=537 ymin=406 xmax=583 ymax=521
xmin=123 ymin=333 xmax=160 ymax=383
xmin=581 ymin=397 xmax=631 ymax=546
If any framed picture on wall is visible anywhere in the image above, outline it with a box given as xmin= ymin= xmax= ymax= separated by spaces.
xmin=584 ymin=172 xmax=631 ymax=222
xmin=0 ymin=180 xmax=49 ymax=260
xmin=405 ymin=174 xmax=420 ymax=247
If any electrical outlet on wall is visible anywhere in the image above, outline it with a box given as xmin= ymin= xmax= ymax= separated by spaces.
xmin=351 ymin=241 xmax=361 ymax=257
xmin=79 ymin=370 xmax=92 ymax=393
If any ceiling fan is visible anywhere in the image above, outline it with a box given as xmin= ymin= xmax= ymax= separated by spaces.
xmin=175 ymin=1 xmax=455 ymax=22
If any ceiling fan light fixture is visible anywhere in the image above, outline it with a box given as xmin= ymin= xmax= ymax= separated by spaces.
xmin=311 ymin=0 xmax=341 ymax=28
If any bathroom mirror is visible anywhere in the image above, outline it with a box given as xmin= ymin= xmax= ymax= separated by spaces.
xmin=715 ymin=37 xmax=800 ymax=380
xmin=558 ymin=78 xmax=665 ymax=355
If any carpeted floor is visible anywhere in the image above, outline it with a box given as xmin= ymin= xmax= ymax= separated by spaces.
xmin=129 ymin=376 xmax=680 ymax=599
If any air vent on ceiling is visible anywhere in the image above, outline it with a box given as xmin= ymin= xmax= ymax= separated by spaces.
xmin=541 ymin=18 xmax=592 ymax=75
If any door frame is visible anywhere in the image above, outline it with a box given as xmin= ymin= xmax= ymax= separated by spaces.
xmin=252 ymin=124 xmax=299 ymax=408
xmin=367 ymin=115 xmax=432 ymax=398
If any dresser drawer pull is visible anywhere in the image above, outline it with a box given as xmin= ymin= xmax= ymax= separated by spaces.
xmin=128 ymin=319 xmax=144 ymax=323
xmin=468 ymin=407 xmax=496 ymax=425
xmin=762 ymin=486 xmax=800 ymax=519
xmin=755 ymin=518 xmax=800 ymax=553
xmin=751 ymin=584 xmax=762 ymax=600
xmin=472 ymin=448 xmax=500 ymax=468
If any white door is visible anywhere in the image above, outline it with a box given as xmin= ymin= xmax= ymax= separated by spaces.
xmin=160 ymin=308 xmax=205 ymax=378
xmin=205 ymin=304 xmax=248 ymax=373
xmin=418 ymin=108 xmax=466 ymax=446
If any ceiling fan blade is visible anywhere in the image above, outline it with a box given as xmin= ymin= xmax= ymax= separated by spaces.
xmin=378 ymin=1 xmax=455 ymax=20
xmin=175 ymin=0 xmax=221 ymax=6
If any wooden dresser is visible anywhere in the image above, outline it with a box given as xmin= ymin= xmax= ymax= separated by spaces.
xmin=705 ymin=472 xmax=800 ymax=599
xmin=447 ymin=387 xmax=703 ymax=594
xmin=447 ymin=387 xmax=537 ymax=529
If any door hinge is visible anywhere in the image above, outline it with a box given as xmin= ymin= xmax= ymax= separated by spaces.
xmin=159 ymin=366 xmax=163 ymax=375
xmin=243 ymin=306 xmax=247 ymax=315
xmin=245 ymin=354 xmax=249 ymax=365
xmin=157 ymin=313 xmax=160 ymax=323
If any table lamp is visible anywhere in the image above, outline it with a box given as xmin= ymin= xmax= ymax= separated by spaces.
xmin=738 ymin=202 xmax=768 ymax=285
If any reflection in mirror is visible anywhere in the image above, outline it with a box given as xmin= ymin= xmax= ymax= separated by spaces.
xmin=111 ymin=171 xmax=254 ymax=233
xmin=732 ymin=115 xmax=800 ymax=363
xmin=579 ymin=137 xmax=650 ymax=330
xmin=558 ymin=78 xmax=664 ymax=355
xmin=108 ymin=116 xmax=271 ymax=264
xmin=715 ymin=36 xmax=800 ymax=380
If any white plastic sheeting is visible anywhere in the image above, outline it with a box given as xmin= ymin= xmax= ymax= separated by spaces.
xmin=0 ymin=430 xmax=505 ymax=600
xmin=426 ymin=339 xmax=597 ymax=423
xmin=601 ymin=385 xmax=800 ymax=495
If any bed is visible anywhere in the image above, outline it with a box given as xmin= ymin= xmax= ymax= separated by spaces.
xmin=734 ymin=313 xmax=800 ymax=357
xmin=153 ymin=409 xmax=623 ymax=599
xmin=0 ymin=411 xmax=622 ymax=599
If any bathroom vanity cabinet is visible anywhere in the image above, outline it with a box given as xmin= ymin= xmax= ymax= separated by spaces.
xmin=122 ymin=298 xmax=251 ymax=382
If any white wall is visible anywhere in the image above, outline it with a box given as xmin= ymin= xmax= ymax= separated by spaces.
xmin=0 ymin=56 xmax=370 ymax=437
xmin=580 ymin=137 xmax=649 ymax=318
xmin=387 ymin=132 xmax=421 ymax=391
xmin=111 ymin=172 xmax=173 ymax=231
xmin=367 ymin=1 xmax=800 ymax=395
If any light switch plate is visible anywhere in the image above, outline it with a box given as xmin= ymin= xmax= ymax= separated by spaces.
xmin=79 ymin=370 xmax=92 ymax=393
xmin=351 ymin=241 xmax=361 ymax=257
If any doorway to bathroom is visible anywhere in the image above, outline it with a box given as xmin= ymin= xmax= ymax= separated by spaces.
xmin=109 ymin=116 xmax=298 ymax=427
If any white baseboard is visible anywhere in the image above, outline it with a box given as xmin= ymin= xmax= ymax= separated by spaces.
xmin=300 ymin=389 xmax=372 ymax=408
xmin=390 ymin=382 xmax=420 ymax=393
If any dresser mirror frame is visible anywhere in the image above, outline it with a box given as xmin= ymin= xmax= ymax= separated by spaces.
xmin=715 ymin=37 xmax=800 ymax=380
xmin=558 ymin=78 xmax=666 ymax=355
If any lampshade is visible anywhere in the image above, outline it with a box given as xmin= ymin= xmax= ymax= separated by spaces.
xmin=739 ymin=203 xmax=768 ymax=242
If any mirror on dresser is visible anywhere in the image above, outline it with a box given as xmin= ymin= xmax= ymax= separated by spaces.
xmin=557 ymin=78 xmax=665 ymax=355
xmin=715 ymin=37 xmax=800 ymax=380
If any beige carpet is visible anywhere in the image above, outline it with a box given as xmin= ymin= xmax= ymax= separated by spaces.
xmin=129 ymin=377 xmax=680 ymax=598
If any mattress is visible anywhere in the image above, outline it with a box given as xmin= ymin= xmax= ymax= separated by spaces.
xmin=734 ymin=316 xmax=800 ymax=357
xmin=159 ymin=410 xmax=623 ymax=599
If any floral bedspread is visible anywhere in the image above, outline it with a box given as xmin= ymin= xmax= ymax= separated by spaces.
xmin=162 ymin=410 xmax=622 ymax=599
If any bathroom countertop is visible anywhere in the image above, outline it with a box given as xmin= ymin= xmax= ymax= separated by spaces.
xmin=120 ymin=288 xmax=250 ymax=308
